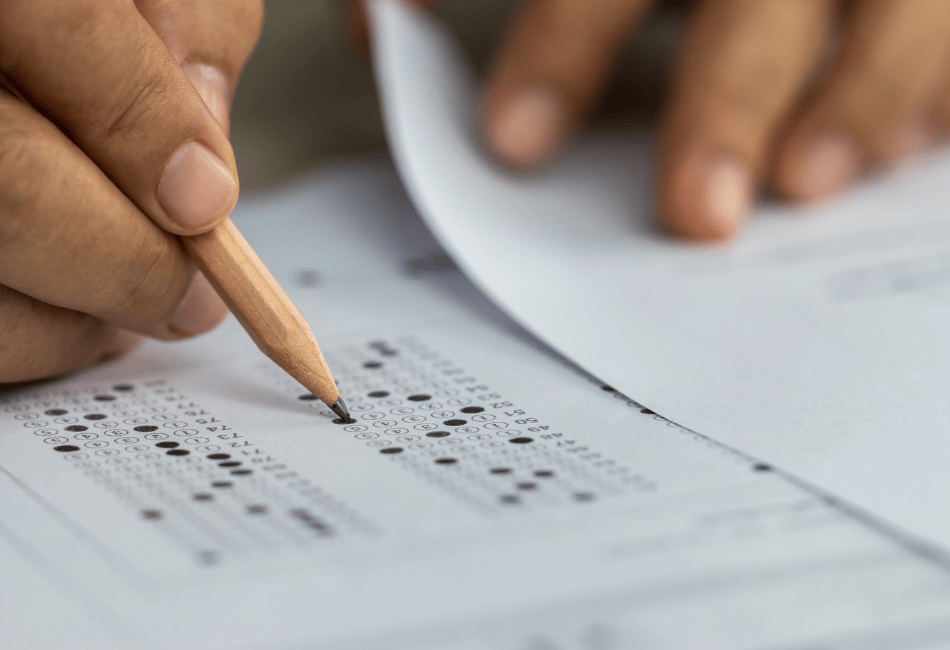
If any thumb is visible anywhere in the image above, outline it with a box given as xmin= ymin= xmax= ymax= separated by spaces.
xmin=136 ymin=0 xmax=265 ymax=134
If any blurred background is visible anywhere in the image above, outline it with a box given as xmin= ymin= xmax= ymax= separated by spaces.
xmin=229 ymin=0 xmax=690 ymax=190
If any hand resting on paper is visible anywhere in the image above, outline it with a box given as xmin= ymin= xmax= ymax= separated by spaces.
xmin=0 ymin=0 xmax=262 ymax=383
xmin=352 ymin=0 xmax=950 ymax=240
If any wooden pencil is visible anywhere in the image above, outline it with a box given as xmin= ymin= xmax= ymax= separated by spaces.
xmin=181 ymin=218 xmax=350 ymax=421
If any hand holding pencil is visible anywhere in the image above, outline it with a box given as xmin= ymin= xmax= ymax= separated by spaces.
xmin=0 ymin=1 xmax=261 ymax=382
xmin=0 ymin=0 xmax=347 ymax=415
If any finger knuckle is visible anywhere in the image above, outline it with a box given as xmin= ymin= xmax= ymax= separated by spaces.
xmin=0 ymin=288 xmax=14 ymax=350
xmin=106 ymin=230 xmax=182 ymax=323
xmin=835 ymin=80 xmax=913 ymax=144
xmin=707 ymin=63 xmax=785 ymax=128
xmin=0 ymin=124 xmax=49 ymax=250
xmin=102 ymin=52 xmax=172 ymax=142
xmin=0 ymin=286 xmax=100 ymax=383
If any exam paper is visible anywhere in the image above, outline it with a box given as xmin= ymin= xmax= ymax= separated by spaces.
xmin=6 ymin=158 xmax=950 ymax=649
xmin=370 ymin=0 xmax=950 ymax=554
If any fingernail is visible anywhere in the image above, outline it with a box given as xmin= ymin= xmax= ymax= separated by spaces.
xmin=158 ymin=141 xmax=238 ymax=231
xmin=793 ymin=134 xmax=859 ymax=200
xmin=702 ymin=158 xmax=751 ymax=236
xmin=182 ymin=62 xmax=231 ymax=133
xmin=486 ymin=86 xmax=562 ymax=168
xmin=169 ymin=272 xmax=229 ymax=338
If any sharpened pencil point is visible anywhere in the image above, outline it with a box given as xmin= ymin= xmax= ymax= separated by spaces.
xmin=329 ymin=398 xmax=350 ymax=421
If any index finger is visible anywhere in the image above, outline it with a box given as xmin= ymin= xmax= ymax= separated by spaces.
xmin=0 ymin=0 xmax=238 ymax=235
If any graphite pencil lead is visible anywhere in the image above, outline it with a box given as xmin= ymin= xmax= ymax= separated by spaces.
xmin=329 ymin=398 xmax=351 ymax=421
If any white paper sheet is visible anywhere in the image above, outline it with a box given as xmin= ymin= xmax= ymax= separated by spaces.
xmin=370 ymin=0 xmax=950 ymax=555
xmin=6 ymin=157 xmax=950 ymax=649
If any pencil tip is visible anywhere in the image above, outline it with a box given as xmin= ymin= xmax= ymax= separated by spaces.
xmin=329 ymin=398 xmax=350 ymax=421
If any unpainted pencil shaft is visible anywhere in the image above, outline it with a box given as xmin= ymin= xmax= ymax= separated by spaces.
xmin=181 ymin=218 xmax=340 ymax=407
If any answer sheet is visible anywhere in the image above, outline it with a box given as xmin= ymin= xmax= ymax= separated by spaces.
xmin=370 ymin=0 xmax=950 ymax=555
xmin=6 ymin=157 xmax=950 ymax=649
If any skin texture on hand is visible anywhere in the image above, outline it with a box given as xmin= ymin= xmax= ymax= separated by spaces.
xmin=0 ymin=0 xmax=263 ymax=383
xmin=356 ymin=0 xmax=950 ymax=240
